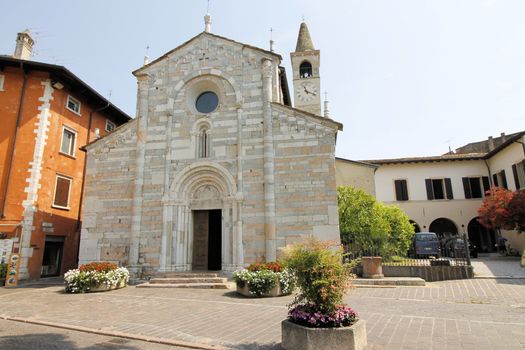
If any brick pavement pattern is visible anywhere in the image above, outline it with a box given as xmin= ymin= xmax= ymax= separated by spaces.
xmin=1 ymin=276 xmax=525 ymax=349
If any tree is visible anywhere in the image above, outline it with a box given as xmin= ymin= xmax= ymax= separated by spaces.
xmin=478 ymin=188 xmax=525 ymax=232
xmin=337 ymin=186 xmax=415 ymax=258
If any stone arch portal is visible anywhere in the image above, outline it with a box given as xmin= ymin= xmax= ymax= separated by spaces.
xmin=159 ymin=162 xmax=243 ymax=272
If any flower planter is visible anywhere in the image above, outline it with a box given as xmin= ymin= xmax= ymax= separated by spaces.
xmin=361 ymin=256 xmax=384 ymax=279
xmin=236 ymin=281 xmax=286 ymax=297
xmin=281 ymin=319 xmax=367 ymax=350
xmin=88 ymin=280 xmax=127 ymax=292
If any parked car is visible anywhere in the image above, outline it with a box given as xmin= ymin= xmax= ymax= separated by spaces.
xmin=447 ymin=238 xmax=478 ymax=258
xmin=443 ymin=237 xmax=478 ymax=258
xmin=410 ymin=232 xmax=441 ymax=258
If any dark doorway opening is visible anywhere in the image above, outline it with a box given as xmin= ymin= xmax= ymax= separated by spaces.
xmin=429 ymin=218 xmax=458 ymax=240
xmin=41 ymin=236 xmax=64 ymax=277
xmin=192 ymin=209 xmax=222 ymax=271
xmin=468 ymin=217 xmax=496 ymax=253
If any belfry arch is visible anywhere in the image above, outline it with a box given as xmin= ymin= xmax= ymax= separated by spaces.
xmin=159 ymin=162 xmax=243 ymax=272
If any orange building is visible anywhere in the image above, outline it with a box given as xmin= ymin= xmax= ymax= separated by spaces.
xmin=0 ymin=31 xmax=131 ymax=280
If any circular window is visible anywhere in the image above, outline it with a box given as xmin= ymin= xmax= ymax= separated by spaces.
xmin=195 ymin=91 xmax=219 ymax=113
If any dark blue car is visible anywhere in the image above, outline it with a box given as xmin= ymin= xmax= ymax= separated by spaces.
xmin=412 ymin=232 xmax=441 ymax=258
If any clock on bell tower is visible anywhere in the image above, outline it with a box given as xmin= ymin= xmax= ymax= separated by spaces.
xmin=291 ymin=21 xmax=321 ymax=116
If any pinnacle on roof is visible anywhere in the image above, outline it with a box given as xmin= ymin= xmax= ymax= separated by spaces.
xmin=295 ymin=21 xmax=315 ymax=52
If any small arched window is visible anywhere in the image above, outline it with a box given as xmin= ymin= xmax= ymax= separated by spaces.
xmin=198 ymin=126 xmax=210 ymax=158
xmin=299 ymin=61 xmax=312 ymax=78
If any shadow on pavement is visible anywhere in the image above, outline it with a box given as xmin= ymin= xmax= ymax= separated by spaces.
xmin=0 ymin=332 xmax=140 ymax=350
xmin=233 ymin=342 xmax=282 ymax=350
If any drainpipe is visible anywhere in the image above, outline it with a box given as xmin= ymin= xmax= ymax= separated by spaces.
xmin=1 ymin=62 xmax=27 ymax=218
xmin=75 ymin=103 xmax=110 ymax=264
xmin=483 ymin=159 xmax=493 ymax=187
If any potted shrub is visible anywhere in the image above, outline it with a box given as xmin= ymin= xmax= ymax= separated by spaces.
xmin=64 ymin=262 xmax=129 ymax=293
xmin=281 ymin=238 xmax=367 ymax=350
xmin=233 ymin=261 xmax=295 ymax=297
xmin=0 ymin=263 xmax=7 ymax=286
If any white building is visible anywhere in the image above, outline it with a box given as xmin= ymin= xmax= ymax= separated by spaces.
xmin=367 ymin=131 xmax=525 ymax=254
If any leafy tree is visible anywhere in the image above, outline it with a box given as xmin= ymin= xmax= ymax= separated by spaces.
xmin=337 ymin=186 xmax=415 ymax=258
xmin=381 ymin=204 xmax=416 ymax=257
xmin=478 ymin=188 xmax=525 ymax=232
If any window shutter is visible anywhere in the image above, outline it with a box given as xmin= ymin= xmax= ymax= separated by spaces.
xmin=425 ymin=179 xmax=434 ymax=200
xmin=500 ymin=170 xmax=508 ymax=189
xmin=512 ymin=164 xmax=520 ymax=190
xmin=445 ymin=178 xmax=453 ymax=199
xmin=462 ymin=177 xmax=472 ymax=199
xmin=54 ymin=177 xmax=71 ymax=207
xmin=482 ymin=176 xmax=490 ymax=192
xmin=493 ymin=174 xmax=499 ymax=187
xmin=394 ymin=180 xmax=403 ymax=201
xmin=401 ymin=180 xmax=409 ymax=201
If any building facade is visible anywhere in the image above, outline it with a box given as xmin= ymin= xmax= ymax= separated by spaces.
xmin=369 ymin=132 xmax=525 ymax=254
xmin=79 ymin=20 xmax=342 ymax=275
xmin=0 ymin=31 xmax=131 ymax=280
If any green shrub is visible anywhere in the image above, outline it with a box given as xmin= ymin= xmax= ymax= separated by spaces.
xmin=0 ymin=263 xmax=7 ymax=283
xmin=282 ymin=238 xmax=353 ymax=314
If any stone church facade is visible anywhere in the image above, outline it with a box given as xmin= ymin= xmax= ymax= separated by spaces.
xmin=79 ymin=20 xmax=342 ymax=275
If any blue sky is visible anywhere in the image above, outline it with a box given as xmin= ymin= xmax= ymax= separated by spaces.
xmin=2 ymin=0 xmax=524 ymax=160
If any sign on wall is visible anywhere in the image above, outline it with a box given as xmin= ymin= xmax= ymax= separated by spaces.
xmin=5 ymin=253 xmax=20 ymax=287
xmin=0 ymin=239 xmax=13 ymax=264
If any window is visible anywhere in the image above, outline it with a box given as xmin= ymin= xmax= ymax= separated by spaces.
xmin=512 ymin=160 xmax=525 ymax=189
xmin=493 ymin=170 xmax=508 ymax=189
xmin=60 ymin=126 xmax=77 ymax=157
xmin=53 ymin=175 xmax=72 ymax=209
xmin=105 ymin=119 xmax=116 ymax=133
xmin=195 ymin=91 xmax=218 ymax=113
xmin=425 ymin=178 xmax=453 ymax=200
xmin=66 ymin=95 xmax=81 ymax=115
xmin=198 ymin=126 xmax=209 ymax=158
xmin=463 ymin=176 xmax=489 ymax=199
xmin=394 ymin=179 xmax=409 ymax=201
xmin=0 ymin=75 xmax=4 ymax=91
xmin=299 ymin=61 xmax=312 ymax=78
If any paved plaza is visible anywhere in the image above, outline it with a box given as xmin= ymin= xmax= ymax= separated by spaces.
xmin=0 ymin=257 xmax=524 ymax=349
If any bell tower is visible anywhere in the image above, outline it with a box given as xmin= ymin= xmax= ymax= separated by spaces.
xmin=291 ymin=21 xmax=321 ymax=115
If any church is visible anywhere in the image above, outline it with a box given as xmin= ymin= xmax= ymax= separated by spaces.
xmin=79 ymin=17 xmax=343 ymax=276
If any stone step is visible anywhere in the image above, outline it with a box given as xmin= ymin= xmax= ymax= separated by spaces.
xmin=150 ymin=272 xmax=219 ymax=278
xmin=136 ymin=282 xmax=233 ymax=289
xmin=149 ymin=277 xmax=227 ymax=284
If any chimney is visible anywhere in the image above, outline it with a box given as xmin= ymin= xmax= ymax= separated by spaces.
xmin=14 ymin=30 xmax=34 ymax=60
xmin=488 ymin=136 xmax=494 ymax=151
xmin=500 ymin=132 xmax=506 ymax=143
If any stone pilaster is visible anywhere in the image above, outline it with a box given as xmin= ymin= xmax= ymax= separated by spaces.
xmin=262 ymin=58 xmax=276 ymax=262
xmin=129 ymin=75 xmax=149 ymax=276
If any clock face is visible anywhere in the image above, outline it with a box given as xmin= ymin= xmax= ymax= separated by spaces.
xmin=296 ymin=82 xmax=318 ymax=103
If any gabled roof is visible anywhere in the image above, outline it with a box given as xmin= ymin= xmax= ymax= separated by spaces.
xmin=271 ymin=102 xmax=343 ymax=131
xmin=0 ymin=56 xmax=132 ymax=124
xmin=133 ymin=31 xmax=282 ymax=76
xmin=362 ymin=130 xmax=525 ymax=165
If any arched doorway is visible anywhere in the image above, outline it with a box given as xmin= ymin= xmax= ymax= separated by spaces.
xmin=468 ymin=218 xmax=496 ymax=253
xmin=410 ymin=220 xmax=421 ymax=233
xmin=163 ymin=161 xmax=243 ymax=272
xmin=429 ymin=218 xmax=458 ymax=240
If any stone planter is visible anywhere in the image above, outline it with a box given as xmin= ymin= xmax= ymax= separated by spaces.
xmin=236 ymin=281 xmax=285 ymax=297
xmin=88 ymin=279 xmax=127 ymax=293
xmin=362 ymin=256 xmax=384 ymax=279
xmin=281 ymin=319 xmax=367 ymax=350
